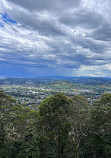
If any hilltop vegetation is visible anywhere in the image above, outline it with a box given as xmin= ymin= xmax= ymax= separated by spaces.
xmin=1 ymin=90 xmax=111 ymax=158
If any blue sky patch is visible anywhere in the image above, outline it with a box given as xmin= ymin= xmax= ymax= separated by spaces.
xmin=0 ymin=13 xmax=17 ymax=25
xmin=0 ymin=22 xmax=4 ymax=27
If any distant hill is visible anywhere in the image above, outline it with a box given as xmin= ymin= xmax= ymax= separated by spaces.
xmin=1 ymin=77 xmax=111 ymax=85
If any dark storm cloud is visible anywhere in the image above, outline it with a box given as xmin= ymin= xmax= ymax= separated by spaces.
xmin=59 ymin=9 xmax=103 ymax=29
xmin=7 ymin=0 xmax=81 ymax=11
xmin=92 ymin=23 xmax=111 ymax=41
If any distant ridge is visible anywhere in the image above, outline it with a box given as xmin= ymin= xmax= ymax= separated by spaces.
xmin=1 ymin=76 xmax=111 ymax=79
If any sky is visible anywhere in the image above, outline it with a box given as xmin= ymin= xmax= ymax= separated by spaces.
xmin=0 ymin=0 xmax=111 ymax=77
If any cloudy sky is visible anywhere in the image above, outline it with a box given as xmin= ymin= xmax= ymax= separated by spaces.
xmin=0 ymin=0 xmax=111 ymax=77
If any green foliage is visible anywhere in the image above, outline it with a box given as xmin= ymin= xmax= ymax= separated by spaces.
xmin=0 ymin=90 xmax=16 ymax=106
xmin=1 ymin=91 xmax=111 ymax=158
xmin=38 ymin=93 xmax=71 ymax=158
xmin=0 ymin=91 xmax=38 ymax=158
xmin=82 ymin=93 xmax=111 ymax=158
xmin=100 ymin=93 xmax=111 ymax=106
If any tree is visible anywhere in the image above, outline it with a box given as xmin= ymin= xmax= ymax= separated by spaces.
xmin=38 ymin=93 xmax=72 ymax=158
xmin=83 ymin=93 xmax=111 ymax=158
xmin=0 ymin=91 xmax=38 ymax=158
xmin=68 ymin=95 xmax=90 ymax=157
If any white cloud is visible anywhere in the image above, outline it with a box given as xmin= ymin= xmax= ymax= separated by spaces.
xmin=0 ymin=0 xmax=111 ymax=76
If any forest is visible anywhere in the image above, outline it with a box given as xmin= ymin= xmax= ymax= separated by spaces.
xmin=0 ymin=89 xmax=111 ymax=158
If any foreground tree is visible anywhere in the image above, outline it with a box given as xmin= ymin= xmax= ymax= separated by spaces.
xmin=0 ymin=90 xmax=38 ymax=158
xmin=38 ymin=93 xmax=72 ymax=158
xmin=68 ymin=95 xmax=91 ymax=157
xmin=83 ymin=93 xmax=111 ymax=158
